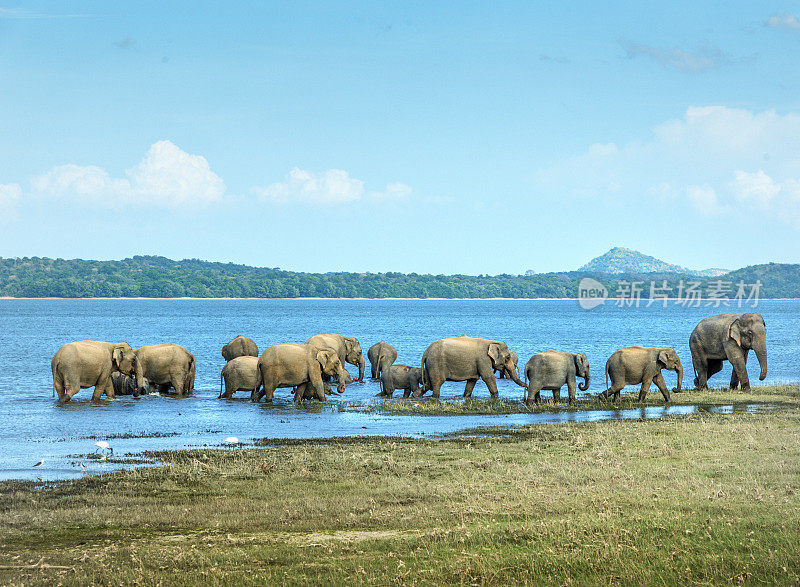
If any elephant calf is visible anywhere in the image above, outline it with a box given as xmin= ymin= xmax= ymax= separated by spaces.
xmin=601 ymin=346 xmax=683 ymax=403
xmin=111 ymin=372 xmax=150 ymax=396
xmin=306 ymin=333 xmax=365 ymax=382
xmin=368 ymin=341 xmax=397 ymax=380
xmin=378 ymin=364 xmax=423 ymax=398
xmin=220 ymin=356 xmax=261 ymax=399
xmin=524 ymin=351 xmax=590 ymax=405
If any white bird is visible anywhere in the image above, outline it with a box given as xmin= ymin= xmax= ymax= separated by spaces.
xmin=33 ymin=458 xmax=45 ymax=469
xmin=93 ymin=440 xmax=113 ymax=456
xmin=224 ymin=437 xmax=239 ymax=445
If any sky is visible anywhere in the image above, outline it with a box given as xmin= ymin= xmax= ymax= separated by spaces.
xmin=1 ymin=1 xmax=800 ymax=275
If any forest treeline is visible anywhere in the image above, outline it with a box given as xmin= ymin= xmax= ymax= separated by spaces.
xmin=0 ymin=256 xmax=797 ymax=299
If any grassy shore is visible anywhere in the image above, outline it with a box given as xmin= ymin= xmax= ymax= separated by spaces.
xmin=1 ymin=386 xmax=799 ymax=584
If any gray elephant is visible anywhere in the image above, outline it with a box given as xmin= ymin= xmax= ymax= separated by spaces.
xmin=378 ymin=364 xmax=423 ymax=398
xmin=420 ymin=335 xmax=526 ymax=398
xmin=219 ymin=356 xmax=261 ymax=399
xmin=523 ymin=351 xmax=590 ymax=405
xmin=51 ymin=340 xmax=133 ymax=402
xmin=306 ymin=333 xmax=365 ymax=382
xmin=368 ymin=341 xmax=397 ymax=379
xmin=252 ymin=343 xmax=348 ymax=403
xmin=689 ymin=313 xmax=767 ymax=390
xmin=222 ymin=335 xmax=259 ymax=362
xmin=130 ymin=344 xmax=196 ymax=396
xmin=601 ymin=346 xmax=683 ymax=403
xmin=495 ymin=350 xmax=519 ymax=379
xmin=111 ymin=372 xmax=150 ymax=396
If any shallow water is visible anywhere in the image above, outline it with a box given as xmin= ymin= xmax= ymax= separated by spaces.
xmin=1 ymin=299 xmax=797 ymax=481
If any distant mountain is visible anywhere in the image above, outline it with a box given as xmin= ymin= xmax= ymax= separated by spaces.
xmin=579 ymin=247 xmax=728 ymax=277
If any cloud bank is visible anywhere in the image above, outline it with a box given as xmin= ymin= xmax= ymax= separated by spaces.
xmin=32 ymin=140 xmax=226 ymax=207
xmin=536 ymin=106 xmax=800 ymax=225
xmin=254 ymin=167 xmax=411 ymax=204
xmin=620 ymin=40 xmax=727 ymax=73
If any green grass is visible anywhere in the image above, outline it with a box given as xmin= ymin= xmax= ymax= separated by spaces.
xmin=1 ymin=384 xmax=799 ymax=584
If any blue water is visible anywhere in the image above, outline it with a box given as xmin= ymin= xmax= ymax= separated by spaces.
xmin=0 ymin=299 xmax=796 ymax=481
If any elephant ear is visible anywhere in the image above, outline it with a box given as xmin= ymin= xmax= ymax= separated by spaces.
xmin=487 ymin=343 xmax=501 ymax=367
xmin=221 ymin=345 xmax=227 ymax=360
xmin=316 ymin=350 xmax=333 ymax=370
xmin=657 ymin=349 xmax=670 ymax=367
xmin=727 ymin=319 xmax=743 ymax=347
xmin=112 ymin=347 xmax=124 ymax=368
xmin=573 ymin=354 xmax=585 ymax=374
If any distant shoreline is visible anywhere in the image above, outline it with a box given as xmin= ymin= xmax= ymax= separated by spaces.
xmin=1 ymin=297 xmax=797 ymax=301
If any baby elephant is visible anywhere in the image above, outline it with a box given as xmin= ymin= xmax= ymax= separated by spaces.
xmin=524 ymin=351 xmax=590 ymax=405
xmin=601 ymin=346 xmax=683 ymax=403
xmin=110 ymin=372 xmax=150 ymax=397
xmin=378 ymin=365 xmax=423 ymax=398
xmin=220 ymin=356 xmax=261 ymax=399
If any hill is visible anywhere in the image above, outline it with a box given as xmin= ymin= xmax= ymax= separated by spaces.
xmin=579 ymin=247 xmax=728 ymax=277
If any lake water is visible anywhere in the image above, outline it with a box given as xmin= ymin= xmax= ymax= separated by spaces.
xmin=0 ymin=299 xmax=797 ymax=481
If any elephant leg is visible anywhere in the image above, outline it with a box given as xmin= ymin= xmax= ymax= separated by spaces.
xmin=263 ymin=383 xmax=277 ymax=403
xmin=653 ymin=373 xmax=671 ymax=402
xmin=479 ymin=367 xmax=500 ymax=398
xmin=692 ymin=355 xmax=708 ymax=389
xmin=565 ymin=379 xmax=576 ymax=405
xmin=463 ymin=379 xmax=478 ymax=398
xmin=525 ymin=383 xmax=540 ymax=405
xmin=92 ymin=377 xmax=111 ymax=401
xmin=429 ymin=376 xmax=444 ymax=399
xmin=172 ymin=373 xmax=187 ymax=396
xmin=403 ymin=387 xmax=412 ymax=398
xmin=730 ymin=350 xmax=748 ymax=389
xmin=725 ymin=349 xmax=750 ymax=390
xmin=103 ymin=377 xmax=115 ymax=400
xmin=638 ymin=377 xmax=652 ymax=402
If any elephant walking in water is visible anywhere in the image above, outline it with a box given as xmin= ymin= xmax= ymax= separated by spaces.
xmin=420 ymin=335 xmax=526 ymax=398
xmin=689 ymin=313 xmax=767 ymax=390
xmin=368 ymin=341 xmax=397 ymax=380
xmin=51 ymin=341 xmax=133 ymax=402
xmin=306 ymin=333 xmax=365 ymax=382
xmin=220 ymin=356 xmax=261 ymax=399
xmin=252 ymin=343 xmax=348 ymax=403
xmin=378 ymin=365 xmax=423 ymax=398
xmin=601 ymin=346 xmax=683 ymax=403
xmin=132 ymin=344 xmax=196 ymax=396
xmin=524 ymin=351 xmax=590 ymax=405
xmin=222 ymin=335 xmax=259 ymax=362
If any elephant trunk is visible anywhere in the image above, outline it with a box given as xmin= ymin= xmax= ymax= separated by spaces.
xmin=357 ymin=355 xmax=365 ymax=381
xmin=504 ymin=360 xmax=527 ymax=388
xmin=578 ymin=368 xmax=590 ymax=392
xmin=674 ymin=362 xmax=683 ymax=393
xmin=754 ymin=340 xmax=768 ymax=381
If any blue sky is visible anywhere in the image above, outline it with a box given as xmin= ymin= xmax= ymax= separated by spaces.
xmin=1 ymin=1 xmax=800 ymax=274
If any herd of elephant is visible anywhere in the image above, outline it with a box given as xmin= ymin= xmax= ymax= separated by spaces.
xmin=50 ymin=312 xmax=768 ymax=405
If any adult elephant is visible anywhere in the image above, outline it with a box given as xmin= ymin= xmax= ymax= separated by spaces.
xmin=132 ymin=344 xmax=196 ymax=396
xmin=689 ymin=313 xmax=767 ymax=390
xmin=51 ymin=341 xmax=133 ymax=402
xmin=222 ymin=335 xmax=259 ymax=362
xmin=251 ymin=343 xmax=348 ymax=403
xmin=306 ymin=333 xmax=365 ymax=382
xmin=601 ymin=346 xmax=682 ymax=403
xmin=524 ymin=351 xmax=590 ymax=405
xmin=368 ymin=341 xmax=397 ymax=380
xmin=420 ymin=335 xmax=526 ymax=398
xmin=219 ymin=356 xmax=261 ymax=399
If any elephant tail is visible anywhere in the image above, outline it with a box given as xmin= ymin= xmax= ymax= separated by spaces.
xmin=604 ymin=359 xmax=610 ymax=395
xmin=219 ymin=371 xmax=224 ymax=398
xmin=421 ymin=354 xmax=429 ymax=392
xmin=187 ymin=354 xmax=196 ymax=392
xmin=251 ymin=365 xmax=263 ymax=401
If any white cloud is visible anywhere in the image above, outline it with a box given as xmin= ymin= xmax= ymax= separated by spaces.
xmin=254 ymin=168 xmax=412 ymax=204
xmin=535 ymin=106 xmax=800 ymax=225
xmin=255 ymin=167 xmax=364 ymax=204
xmin=729 ymin=169 xmax=780 ymax=209
xmin=31 ymin=140 xmax=225 ymax=207
xmin=0 ymin=183 xmax=22 ymax=221
xmin=621 ymin=40 xmax=726 ymax=73
xmin=766 ymin=13 xmax=800 ymax=31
